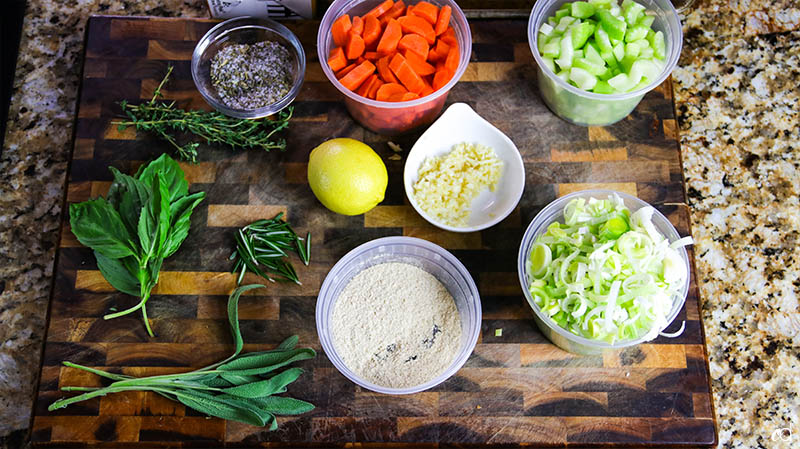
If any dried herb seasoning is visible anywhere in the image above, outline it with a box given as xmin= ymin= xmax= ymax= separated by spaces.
xmin=211 ymin=41 xmax=293 ymax=110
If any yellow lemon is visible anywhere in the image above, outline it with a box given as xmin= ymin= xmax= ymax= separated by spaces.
xmin=308 ymin=138 xmax=388 ymax=215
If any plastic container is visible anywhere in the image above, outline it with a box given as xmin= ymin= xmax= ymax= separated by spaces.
xmin=527 ymin=0 xmax=682 ymax=126
xmin=517 ymin=190 xmax=690 ymax=355
xmin=316 ymin=236 xmax=481 ymax=394
xmin=192 ymin=17 xmax=306 ymax=119
xmin=317 ymin=0 xmax=472 ymax=135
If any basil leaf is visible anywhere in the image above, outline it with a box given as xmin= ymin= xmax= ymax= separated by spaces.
xmin=108 ymin=167 xmax=148 ymax=237
xmin=162 ymin=191 xmax=205 ymax=258
xmin=136 ymin=153 xmax=188 ymax=204
xmin=137 ymin=172 xmax=170 ymax=260
xmin=69 ymin=198 xmax=136 ymax=259
xmin=95 ymin=251 xmax=140 ymax=296
xmin=156 ymin=171 xmax=171 ymax=254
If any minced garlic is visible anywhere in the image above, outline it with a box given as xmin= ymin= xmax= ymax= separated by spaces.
xmin=412 ymin=142 xmax=503 ymax=227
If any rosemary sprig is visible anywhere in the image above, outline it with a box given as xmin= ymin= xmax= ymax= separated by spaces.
xmin=114 ymin=66 xmax=293 ymax=163
xmin=231 ymin=213 xmax=310 ymax=285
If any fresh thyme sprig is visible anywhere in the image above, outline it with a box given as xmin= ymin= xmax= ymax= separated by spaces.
xmin=114 ymin=66 xmax=293 ymax=163
xmin=231 ymin=213 xmax=311 ymax=285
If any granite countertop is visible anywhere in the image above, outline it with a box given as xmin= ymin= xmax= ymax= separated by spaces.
xmin=1 ymin=0 xmax=798 ymax=448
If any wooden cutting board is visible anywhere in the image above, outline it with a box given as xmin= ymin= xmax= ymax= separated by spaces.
xmin=31 ymin=15 xmax=717 ymax=447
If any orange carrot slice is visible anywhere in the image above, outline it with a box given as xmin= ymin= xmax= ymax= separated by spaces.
xmin=434 ymin=5 xmax=452 ymax=36
xmin=389 ymin=53 xmax=425 ymax=94
xmin=428 ymin=39 xmax=450 ymax=62
xmin=377 ymin=18 xmax=402 ymax=54
xmin=433 ymin=68 xmax=453 ymax=90
xmin=365 ymin=0 xmax=394 ymax=18
xmin=379 ymin=0 xmax=405 ymax=23
xmin=376 ymin=82 xmax=407 ymax=101
xmin=388 ymin=91 xmax=420 ymax=102
xmin=397 ymin=33 xmax=429 ymax=60
xmin=362 ymin=15 xmax=382 ymax=47
xmin=364 ymin=51 xmax=381 ymax=61
xmin=367 ymin=78 xmax=384 ymax=99
xmin=397 ymin=15 xmax=435 ymax=44
xmin=440 ymin=26 xmax=457 ymax=46
xmin=346 ymin=33 xmax=366 ymax=59
xmin=331 ymin=15 xmax=352 ymax=47
xmin=339 ymin=60 xmax=376 ymax=91
xmin=419 ymin=81 xmax=434 ymax=96
xmin=356 ymin=74 xmax=378 ymax=97
xmin=444 ymin=45 xmax=459 ymax=72
xmin=327 ymin=46 xmax=348 ymax=72
xmin=351 ymin=16 xmax=364 ymax=35
xmin=403 ymin=50 xmax=435 ymax=76
xmin=410 ymin=1 xmax=439 ymax=25
xmin=336 ymin=63 xmax=357 ymax=79
xmin=376 ymin=55 xmax=399 ymax=83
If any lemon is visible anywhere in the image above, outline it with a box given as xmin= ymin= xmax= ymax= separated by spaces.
xmin=307 ymin=138 xmax=388 ymax=215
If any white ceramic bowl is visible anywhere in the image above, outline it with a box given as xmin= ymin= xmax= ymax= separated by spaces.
xmin=403 ymin=103 xmax=526 ymax=232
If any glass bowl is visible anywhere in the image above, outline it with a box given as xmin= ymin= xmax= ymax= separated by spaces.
xmin=527 ymin=0 xmax=682 ymax=126
xmin=192 ymin=17 xmax=305 ymax=119
xmin=316 ymin=236 xmax=481 ymax=394
xmin=517 ymin=190 xmax=690 ymax=355
xmin=317 ymin=0 xmax=472 ymax=135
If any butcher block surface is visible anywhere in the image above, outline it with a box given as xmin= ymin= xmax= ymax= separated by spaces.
xmin=31 ymin=15 xmax=716 ymax=447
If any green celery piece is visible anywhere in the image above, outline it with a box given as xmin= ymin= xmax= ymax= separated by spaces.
xmin=542 ymin=40 xmax=561 ymax=58
xmin=540 ymin=22 xmax=555 ymax=36
xmin=571 ymin=1 xmax=596 ymax=19
xmin=573 ymin=57 xmax=607 ymax=76
xmin=598 ymin=69 xmax=614 ymax=81
xmin=639 ymin=46 xmax=654 ymax=59
xmin=623 ymin=0 xmax=646 ymax=25
xmin=555 ymin=31 xmax=575 ymax=69
xmin=589 ymin=0 xmax=612 ymax=6
xmin=620 ymin=53 xmax=638 ymax=74
xmin=600 ymin=50 xmax=619 ymax=69
xmin=541 ymin=56 xmax=556 ymax=72
xmin=594 ymin=27 xmax=613 ymax=52
xmin=569 ymin=66 xmax=598 ymax=90
xmin=630 ymin=58 xmax=660 ymax=82
xmin=554 ymin=15 xmax=576 ymax=33
xmin=548 ymin=16 xmax=557 ymax=27
xmin=607 ymin=72 xmax=634 ymax=91
xmin=584 ymin=41 xmax=605 ymax=65
xmin=624 ymin=41 xmax=641 ymax=58
xmin=537 ymin=33 xmax=550 ymax=53
xmin=594 ymin=8 xmax=627 ymax=41
xmin=612 ymin=41 xmax=625 ymax=61
xmin=555 ymin=70 xmax=570 ymax=83
xmin=593 ymin=80 xmax=615 ymax=94
xmin=555 ymin=8 xmax=570 ymax=21
xmin=632 ymin=76 xmax=651 ymax=90
xmin=648 ymin=30 xmax=666 ymax=60
xmin=558 ymin=2 xmax=572 ymax=11
xmin=637 ymin=14 xmax=655 ymax=28
xmin=625 ymin=23 xmax=649 ymax=42
xmin=571 ymin=21 xmax=596 ymax=49
xmin=609 ymin=5 xmax=622 ymax=17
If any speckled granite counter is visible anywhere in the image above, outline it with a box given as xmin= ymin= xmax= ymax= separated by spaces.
xmin=1 ymin=1 xmax=798 ymax=448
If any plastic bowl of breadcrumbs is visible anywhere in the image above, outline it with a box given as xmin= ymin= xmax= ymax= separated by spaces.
xmin=192 ymin=17 xmax=306 ymax=119
xmin=316 ymin=236 xmax=481 ymax=394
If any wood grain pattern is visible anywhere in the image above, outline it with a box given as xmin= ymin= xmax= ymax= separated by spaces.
xmin=31 ymin=16 xmax=716 ymax=448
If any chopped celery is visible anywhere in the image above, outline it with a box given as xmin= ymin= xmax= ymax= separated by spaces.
xmin=542 ymin=40 xmax=561 ymax=58
xmin=625 ymin=24 xmax=649 ymax=42
xmin=540 ymin=22 xmax=555 ymax=36
xmin=538 ymin=33 xmax=549 ymax=53
xmin=574 ymin=57 xmax=607 ymax=76
xmin=571 ymin=1 xmax=596 ymax=19
xmin=594 ymin=8 xmax=627 ymax=41
xmin=607 ymin=72 xmax=634 ymax=91
xmin=584 ymin=41 xmax=605 ymax=65
xmin=637 ymin=14 xmax=655 ymax=28
xmin=623 ymin=0 xmax=646 ymax=25
xmin=612 ymin=41 xmax=625 ymax=61
xmin=555 ymin=71 xmax=570 ymax=83
xmin=556 ymin=31 xmax=575 ymax=69
xmin=571 ymin=21 xmax=596 ymax=49
xmin=558 ymin=2 xmax=572 ymax=11
xmin=589 ymin=0 xmax=612 ymax=6
xmin=569 ymin=66 xmax=598 ymax=90
xmin=639 ymin=46 xmax=654 ymax=59
xmin=609 ymin=5 xmax=621 ymax=16
xmin=594 ymin=27 xmax=613 ymax=52
xmin=648 ymin=30 xmax=666 ymax=60
xmin=554 ymin=15 xmax=577 ymax=33
xmin=542 ymin=56 xmax=556 ymax=73
xmin=555 ymin=8 xmax=571 ymax=22
xmin=600 ymin=50 xmax=619 ymax=69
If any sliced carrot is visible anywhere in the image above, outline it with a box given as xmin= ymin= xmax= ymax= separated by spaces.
xmin=403 ymin=50 xmax=435 ymax=76
xmin=362 ymin=15 xmax=382 ymax=47
xmin=410 ymin=1 xmax=439 ymax=25
xmin=336 ymin=63 xmax=357 ymax=79
xmin=428 ymin=39 xmax=450 ymax=62
xmin=339 ymin=60 xmax=376 ymax=91
xmin=433 ymin=68 xmax=453 ymax=90
xmin=444 ymin=45 xmax=459 ymax=72
xmin=367 ymin=78 xmax=384 ymax=99
xmin=405 ymin=4 xmax=414 ymax=17
xmin=389 ymin=53 xmax=425 ymax=94
xmin=440 ymin=25 xmax=457 ymax=46
xmin=327 ymin=46 xmax=348 ymax=72
xmin=434 ymin=5 xmax=452 ymax=36
xmin=376 ymin=18 xmax=402 ymax=55
xmin=376 ymin=82 xmax=407 ymax=101
xmin=397 ymin=15 xmax=435 ymax=44
xmin=419 ymin=81 xmax=434 ymax=96
xmin=376 ymin=55 xmax=399 ymax=83
xmin=364 ymin=51 xmax=381 ymax=61
xmin=388 ymin=91 xmax=420 ymax=102
xmin=397 ymin=33 xmax=429 ymax=60
xmin=365 ymin=0 xmax=394 ymax=18
xmin=346 ymin=33 xmax=366 ymax=59
xmin=378 ymin=0 xmax=405 ymax=23
xmin=356 ymin=74 xmax=379 ymax=97
xmin=351 ymin=16 xmax=364 ymax=36
xmin=331 ymin=15 xmax=352 ymax=47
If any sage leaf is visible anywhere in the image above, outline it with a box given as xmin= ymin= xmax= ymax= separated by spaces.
xmin=220 ymin=372 xmax=261 ymax=386
xmin=244 ymin=396 xmax=315 ymax=415
xmin=222 ymin=368 xmax=304 ymax=399
xmin=95 ymin=251 xmax=140 ymax=297
xmin=69 ymin=198 xmax=137 ymax=259
xmin=175 ymin=390 xmax=266 ymax=426
xmin=277 ymin=335 xmax=298 ymax=351
xmin=219 ymin=348 xmax=316 ymax=373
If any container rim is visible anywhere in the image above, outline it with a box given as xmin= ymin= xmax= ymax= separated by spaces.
xmin=316 ymin=236 xmax=482 ymax=394
xmin=516 ymin=189 xmax=691 ymax=350
xmin=317 ymin=0 xmax=472 ymax=109
xmin=527 ymin=0 xmax=683 ymax=101
xmin=191 ymin=16 xmax=306 ymax=119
